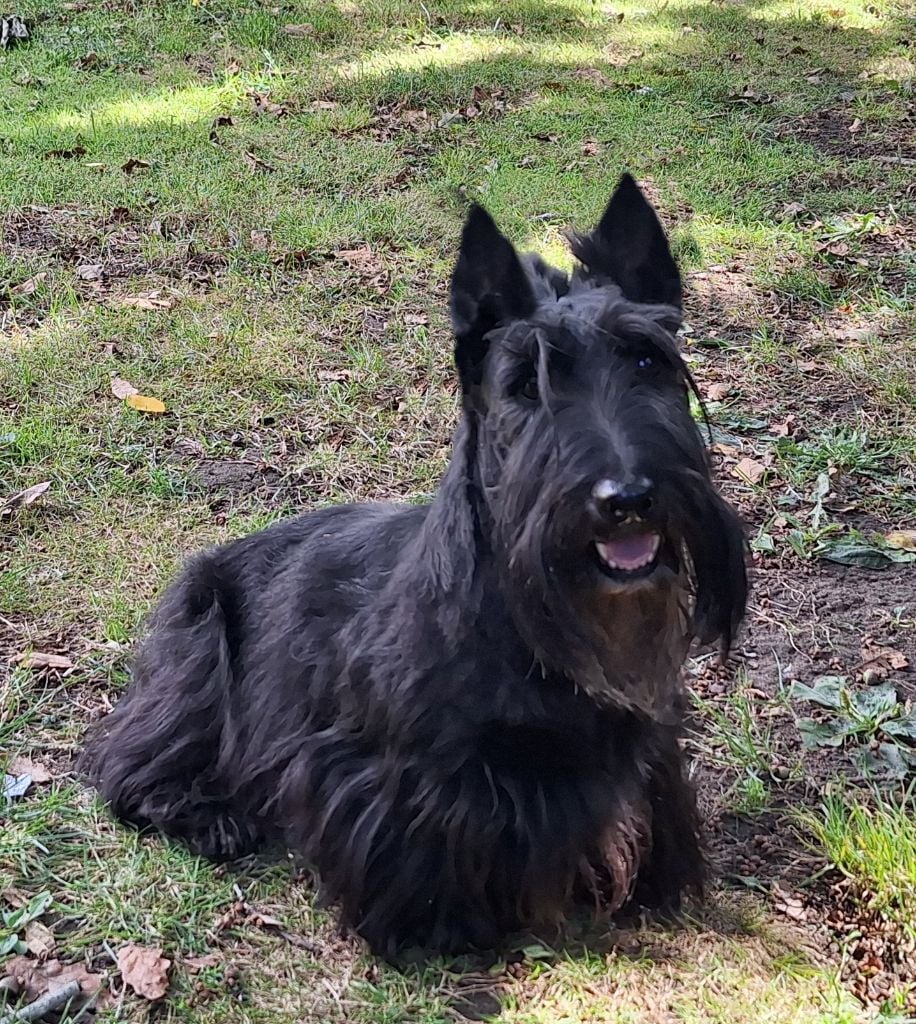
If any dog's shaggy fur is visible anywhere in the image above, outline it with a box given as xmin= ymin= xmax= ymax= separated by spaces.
xmin=81 ymin=175 xmax=748 ymax=956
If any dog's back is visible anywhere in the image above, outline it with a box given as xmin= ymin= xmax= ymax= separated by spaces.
xmin=81 ymin=501 xmax=426 ymax=859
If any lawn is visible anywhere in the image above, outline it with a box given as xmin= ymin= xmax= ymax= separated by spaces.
xmin=1 ymin=0 xmax=915 ymax=1020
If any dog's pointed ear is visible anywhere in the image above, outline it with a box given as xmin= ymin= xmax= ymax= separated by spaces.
xmin=450 ymin=204 xmax=537 ymax=391
xmin=571 ymin=173 xmax=681 ymax=307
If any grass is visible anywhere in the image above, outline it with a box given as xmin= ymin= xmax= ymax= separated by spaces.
xmin=2 ymin=0 xmax=915 ymax=1020
xmin=798 ymin=790 xmax=916 ymax=942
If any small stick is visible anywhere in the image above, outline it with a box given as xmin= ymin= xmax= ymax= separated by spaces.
xmin=0 ymin=981 xmax=81 ymax=1023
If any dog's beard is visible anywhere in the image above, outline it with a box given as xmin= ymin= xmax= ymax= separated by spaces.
xmin=490 ymin=473 xmax=743 ymax=718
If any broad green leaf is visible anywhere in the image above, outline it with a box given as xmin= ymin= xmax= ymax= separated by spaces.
xmin=797 ymin=717 xmax=854 ymax=748
xmin=751 ymin=532 xmax=776 ymax=554
xmin=790 ymin=677 xmax=847 ymax=710
xmin=853 ymin=684 xmax=899 ymax=723
xmin=855 ymin=743 xmax=912 ymax=781
xmin=819 ymin=538 xmax=916 ymax=569
xmin=882 ymin=713 xmax=916 ymax=742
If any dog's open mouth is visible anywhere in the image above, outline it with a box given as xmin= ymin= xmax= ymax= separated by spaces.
xmin=594 ymin=530 xmax=661 ymax=580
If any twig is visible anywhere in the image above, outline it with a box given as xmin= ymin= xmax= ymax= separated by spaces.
xmin=0 ymin=981 xmax=80 ymax=1023
xmin=876 ymin=155 xmax=916 ymax=167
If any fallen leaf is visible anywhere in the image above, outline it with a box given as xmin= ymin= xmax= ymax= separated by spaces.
xmin=243 ymin=151 xmax=276 ymax=174
xmin=117 ymin=293 xmax=176 ymax=310
xmin=110 ymin=376 xmax=138 ymax=399
xmin=819 ymin=538 xmax=916 ymax=569
xmin=728 ymin=85 xmax=774 ymax=104
xmin=848 ymin=117 xmax=862 ymax=133
xmin=797 ymin=359 xmax=818 ymax=372
xmin=184 ymin=953 xmax=220 ymax=972
xmin=885 ymin=530 xmax=916 ymax=552
xmin=732 ymin=457 xmax=767 ymax=485
xmin=44 ymin=145 xmax=87 ymax=160
xmin=1 ymin=481 xmax=51 ymax=514
xmin=121 ymin=157 xmax=151 ymax=174
xmin=250 ymin=229 xmax=271 ymax=251
xmin=772 ymin=414 xmax=797 ymax=437
xmin=781 ymin=201 xmax=806 ymax=219
xmin=0 ymin=14 xmax=29 ymax=48
xmin=212 ymin=114 xmax=234 ymax=128
xmin=580 ymin=138 xmax=600 ymax=156
xmin=13 ymin=651 xmax=72 ymax=670
xmin=4 ymin=955 xmax=107 ymax=1007
xmin=859 ymin=645 xmax=909 ymax=679
xmin=11 ymin=272 xmax=48 ymax=296
xmin=705 ymin=382 xmax=731 ymax=401
xmin=309 ymin=99 xmax=339 ymax=111
xmin=25 ymin=920 xmax=55 ymax=958
xmin=8 ymin=757 xmax=53 ymax=783
xmin=76 ymin=263 xmax=104 ymax=281
xmin=282 ymin=22 xmax=314 ymax=36
xmin=3 ymin=774 xmax=32 ymax=799
xmin=117 ymin=944 xmax=170 ymax=1000
xmin=125 ymin=394 xmax=167 ymax=415
xmin=572 ymin=67 xmax=612 ymax=88
xmin=250 ymin=92 xmax=287 ymax=117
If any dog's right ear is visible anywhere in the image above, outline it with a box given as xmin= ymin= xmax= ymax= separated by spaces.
xmin=450 ymin=204 xmax=537 ymax=392
xmin=571 ymin=173 xmax=681 ymax=308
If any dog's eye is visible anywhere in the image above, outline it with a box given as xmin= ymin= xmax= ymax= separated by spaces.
xmin=519 ymin=377 xmax=539 ymax=401
xmin=637 ymin=355 xmax=653 ymax=369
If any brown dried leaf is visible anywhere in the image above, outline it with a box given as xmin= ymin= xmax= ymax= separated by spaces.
xmin=250 ymin=230 xmax=271 ymax=251
xmin=45 ymin=145 xmax=87 ymax=160
xmin=4 ymin=956 xmax=107 ymax=1006
xmin=184 ymin=953 xmax=220 ymax=973
xmin=884 ymin=530 xmax=916 ymax=552
xmin=111 ymin=376 xmax=139 ymax=399
xmin=121 ymin=157 xmax=151 ymax=174
xmin=76 ymin=263 xmax=104 ymax=281
xmin=118 ymin=293 xmax=176 ymax=310
xmin=773 ymin=414 xmax=798 ymax=437
xmin=282 ymin=22 xmax=314 ymax=36
xmin=250 ymin=92 xmax=287 ymax=118
xmin=117 ymin=944 xmax=171 ymax=1001
xmin=8 ymin=756 xmax=53 ymax=783
xmin=243 ymin=151 xmax=276 ymax=174
xmin=705 ymin=382 xmax=731 ymax=401
xmin=2 ymin=481 xmax=51 ymax=514
xmin=25 ymin=920 xmax=56 ymax=957
xmin=13 ymin=651 xmax=72 ymax=670
xmin=11 ymin=272 xmax=48 ymax=296
xmin=572 ymin=67 xmax=612 ymax=88
xmin=732 ymin=457 xmax=767 ymax=485
xmin=580 ymin=138 xmax=600 ymax=157
xmin=860 ymin=645 xmax=909 ymax=678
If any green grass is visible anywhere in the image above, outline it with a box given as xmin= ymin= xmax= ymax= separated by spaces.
xmin=798 ymin=791 xmax=916 ymax=942
xmin=2 ymin=0 xmax=916 ymax=1020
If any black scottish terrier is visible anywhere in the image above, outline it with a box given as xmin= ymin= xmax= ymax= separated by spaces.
xmin=82 ymin=175 xmax=747 ymax=956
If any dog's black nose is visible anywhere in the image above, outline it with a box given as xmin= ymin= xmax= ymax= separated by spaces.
xmin=590 ymin=477 xmax=654 ymax=523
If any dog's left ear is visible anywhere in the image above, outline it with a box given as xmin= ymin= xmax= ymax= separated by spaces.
xmin=571 ymin=173 xmax=681 ymax=308
xmin=450 ymin=204 xmax=537 ymax=392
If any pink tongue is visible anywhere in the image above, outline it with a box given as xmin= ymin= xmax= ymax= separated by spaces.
xmin=598 ymin=533 xmax=658 ymax=570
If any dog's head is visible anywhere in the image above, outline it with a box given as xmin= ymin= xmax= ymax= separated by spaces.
xmin=449 ymin=175 xmax=747 ymax=703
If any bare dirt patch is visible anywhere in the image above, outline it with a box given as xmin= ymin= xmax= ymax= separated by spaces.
xmin=779 ymin=104 xmax=916 ymax=163
xmin=1 ymin=206 xmax=227 ymax=329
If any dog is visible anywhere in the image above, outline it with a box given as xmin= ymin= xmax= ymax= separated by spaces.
xmin=81 ymin=174 xmax=748 ymax=956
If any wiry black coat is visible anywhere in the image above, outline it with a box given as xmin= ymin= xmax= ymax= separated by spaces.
xmin=82 ymin=175 xmax=748 ymax=956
